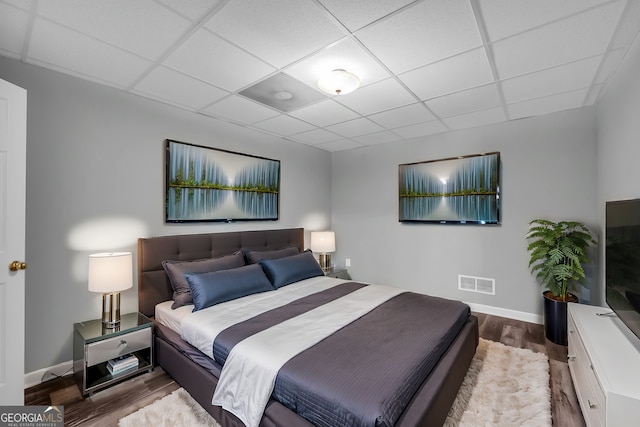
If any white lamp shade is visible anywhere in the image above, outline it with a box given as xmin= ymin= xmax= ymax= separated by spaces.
xmin=310 ymin=231 xmax=336 ymax=253
xmin=317 ymin=69 xmax=360 ymax=95
xmin=88 ymin=252 xmax=133 ymax=293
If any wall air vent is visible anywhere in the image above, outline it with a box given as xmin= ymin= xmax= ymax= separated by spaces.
xmin=458 ymin=275 xmax=495 ymax=295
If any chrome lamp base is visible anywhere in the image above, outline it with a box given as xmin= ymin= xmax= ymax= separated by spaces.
xmin=102 ymin=292 xmax=122 ymax=328
xmin=318 ymin=253 xmax=332 ymax=272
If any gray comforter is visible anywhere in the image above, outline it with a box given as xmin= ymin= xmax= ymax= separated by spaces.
xmin=213 ymin=282 xmax=470 ymax=427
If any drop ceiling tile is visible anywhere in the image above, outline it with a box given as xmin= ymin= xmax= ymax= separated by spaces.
xmin=202 ymin=95 xmax=280 ymax=125
xmin=325 ymin=117 xmax=384 ymax=137
xmin=289 ymin=99 xmax=359 ymax=127
xmin=368 ymin=103 xmax=435 ymax=128
xmin=399 ymin=48 xmax=494 ymax=101
xmin=492 ymin=1 xmax=625 ymax=79
xmin=501 ymin=56 xmax=601 ymax=104
xmin=164 ymin=29 xmax=275 ymax=92
xmin=426 ymin=84 xmax=502 ymax=118
xmin=316 ymin=139 xmax=364 ymax=152
xmin=611 ymin=0 xmax=640 ymax=49
xmin=442 ymin=107 xmax=506 ymax=131
xmin=392 ymin=120 xmax=448 ymax=139
xmin=28 ymin=18 xmax=152 ymax=88
xmin=289 ymin=128 xmax=342 ymax=145
xmin=154 ymin=0 xmax=221 ymax=21
xmin=356 ymin=0 xmax=482 ymax=74
xmin=134 ymin=66 xmax=228 ymax=110
xmin=205 ymin=0 xmax=346 ymax=68
xmin=37 ymin=0 xmax=192 ymax=60
xmin=507 ymin=88 xmax=589 ymax=120
xmin=353 ymin=130 xmax=402 ymax=145
xmin=252 ymin=115 xmax=316 ymax=136
xmin=478 ymin=0 xmax=611 ymax=41
xmin=317 ymin=0 xmax=415 ymax=31
xmin=0 ymin=3 xmax=29 ymax=57
xmin=284 ymin=38 xmax=391 ymax=90
xmin=334 ymin=78 xmax=415 ymax=116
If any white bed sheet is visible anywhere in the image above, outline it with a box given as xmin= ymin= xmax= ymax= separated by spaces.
xmin=180 ymin=275 xmax=346 ymax=360
xmin=154 ymin=300 xmax=193 ymax=333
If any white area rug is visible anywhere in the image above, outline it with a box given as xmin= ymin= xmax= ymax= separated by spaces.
xmin=444 ymin=338 xmax=552 ymax=427
xmin=118 ymin=388 xmax=221 ymax=427
xmin=119 ymin=339 xmax=551 ymax=427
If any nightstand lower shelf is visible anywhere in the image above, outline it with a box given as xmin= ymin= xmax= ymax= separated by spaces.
xmin=83 ymin=348 xmax=152 ymax=394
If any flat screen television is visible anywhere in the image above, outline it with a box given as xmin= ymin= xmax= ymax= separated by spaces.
xmin=399 ymin=152 xmax=500 ymax=224
xmin=606 ymin=198 xmax=640 ymax=341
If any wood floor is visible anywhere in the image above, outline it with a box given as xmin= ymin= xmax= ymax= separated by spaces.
xmin=25 ymin=312 xmax=586 ymax=426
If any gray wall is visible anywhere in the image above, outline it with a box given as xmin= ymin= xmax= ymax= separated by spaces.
xmin=331 ymin=107 xmax=599 ymax=317
xmin=597 ymin=36 xmax=640 ymax=304
xmin=0 ymin=56 xmax=332 ymax=373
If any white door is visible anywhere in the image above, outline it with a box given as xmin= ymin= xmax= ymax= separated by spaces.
xmin=0 ymin=78 xmax=27 ymax=405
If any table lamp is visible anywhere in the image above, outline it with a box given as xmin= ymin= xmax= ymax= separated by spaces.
xmin=88 ymin=252 xmax=133 ymax=327
xmin=311 ymin=231 xmax=335 ymax=272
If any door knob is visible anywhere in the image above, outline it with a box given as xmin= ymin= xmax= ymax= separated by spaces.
xmin=9 ymin=261 xmax=27 ymax=271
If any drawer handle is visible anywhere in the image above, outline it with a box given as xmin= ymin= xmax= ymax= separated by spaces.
xmin=118 ymin=339 xmax=127 ymax=348
xmin=588 ymin=399 xmax=597 ymax=409
xmin=568 ymin=355 xmax=576 ymax=361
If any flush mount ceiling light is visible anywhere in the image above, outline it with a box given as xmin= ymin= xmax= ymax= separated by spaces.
xmin=317 ymin=69 xmax=360 ymax=96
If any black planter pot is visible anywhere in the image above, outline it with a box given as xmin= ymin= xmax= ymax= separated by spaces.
xmin=543 ymin=291 xmax=578 ymax=346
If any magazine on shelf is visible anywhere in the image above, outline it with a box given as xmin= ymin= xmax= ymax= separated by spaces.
xmin=107 ymin=354 xmax=138 ymax=375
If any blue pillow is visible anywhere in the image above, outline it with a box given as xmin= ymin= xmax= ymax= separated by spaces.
xmin=259 ymin=250 xmax=324 ymax=289
xmin=163 ymin=251 xmax=245 ymax=309
xmin=184 ymin=264 xmax=274 ymax=312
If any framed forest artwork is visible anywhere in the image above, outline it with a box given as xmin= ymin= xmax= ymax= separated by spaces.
xmin=165 ymin=139 xmax=280 ymax=223
xmin=399 ymin=152 xmax=500 ymax=225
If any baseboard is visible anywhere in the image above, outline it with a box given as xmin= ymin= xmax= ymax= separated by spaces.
xmin=465 ymin=302 xmax=543 ymax=325
xmin=25 ymin=360 xmax=73 ymax=389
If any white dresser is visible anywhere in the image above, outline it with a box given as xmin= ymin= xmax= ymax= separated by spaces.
xmin=567 ymin=303 xmax=640 ymax=426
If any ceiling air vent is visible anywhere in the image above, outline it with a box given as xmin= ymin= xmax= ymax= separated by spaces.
xmin=239 ymin=72 xmax=326 ymax=112
xmin=458 ymin=275 xmax=495 ymax=295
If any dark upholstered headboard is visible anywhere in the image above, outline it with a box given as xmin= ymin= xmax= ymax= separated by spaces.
xmin=137 ymin=228 xmax=304 ymax=317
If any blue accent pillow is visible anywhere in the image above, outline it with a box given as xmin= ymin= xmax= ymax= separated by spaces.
xmin=162 ymin=251 xmax=245 ymax=309
xmin=259 ymin=250 xmax=324 ymax=289
xmin=184 ymin=264 xmax=274 ymax=312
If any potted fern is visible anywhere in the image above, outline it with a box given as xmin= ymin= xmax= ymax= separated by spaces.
xmin=526 ymin=219 xmax=596 ymax=345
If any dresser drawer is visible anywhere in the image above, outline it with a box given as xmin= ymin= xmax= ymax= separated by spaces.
xmin=86 ymin=327 xmax=151 ymax=367
xmin=568 ymin=314 xmax=605 ymax=427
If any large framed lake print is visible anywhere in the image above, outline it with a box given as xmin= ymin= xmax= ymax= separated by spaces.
xmin=165 ymin=140 xmax=280 ymax=223
xmin=399 ymin=152 xmax=500 ymax=224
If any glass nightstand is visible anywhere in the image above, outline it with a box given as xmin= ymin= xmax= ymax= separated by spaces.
xmin=73 ymin=312 xmax=153 ymax=396
xmin=324 ymin=268 xmax=350 ymax=280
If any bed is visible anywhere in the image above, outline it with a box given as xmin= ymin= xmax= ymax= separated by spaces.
xmin=138 ymin=228 xmax=478 ymax=427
